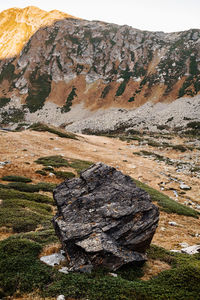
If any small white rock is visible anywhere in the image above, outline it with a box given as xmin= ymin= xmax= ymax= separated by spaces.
xmin=49 ymin=172 xmax=55 ymax=177
xmin=179 ymin=242 xmax=189 ymax=248
xmin=40 ymin=252 xmax=65 ymax=267
xmin=170 ymin=249 xmax=181 ymax=253
xmin=57 ymin=295 xmax=65 ymax=300
xmin=181 ymin=245 xmax=200 ymax=255
xmin=108 ymin=272 xmax=118 ymax=277
xmin=168 ymin=221 xmax=178 ymax=226
xmin=59 ymin=267 xmax=69 ymax=274
xmin=180 ymin=183 xmax=191 ymax=190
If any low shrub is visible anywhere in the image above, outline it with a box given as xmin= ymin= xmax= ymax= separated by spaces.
xmin=69 ymin=159 xmax=93 ymax=174
xmin=36 ymin=182 xmax=57 ymax=192
xmin=0 ymin=188 xmax=53 ymax=204
xmin=5 ymin=182 xmax=56 ymax=193
xmin=35 ymin=170 xmax=47 ymax=176
xmin=6 ymin=182 xmax=40 ymax=193
xmin=1 ymin=175 xmax=32 ymax=183
xmin=17 ymin=229 xmax=59 ymax=246
xmin=53 ymin=171 xmax=75 ymax=179
xmin=0 ymin=97 xmax=10 ymax=108
xmin=35 ymin=155 xmax=70 ymax=168
xmin=29 ymin=123 xmax=77 ymax=140
xmin=0 ymin=198 xmax=52 ymax=233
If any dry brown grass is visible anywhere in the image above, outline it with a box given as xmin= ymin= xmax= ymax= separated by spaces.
xmin=141 ymin=259 xmax=171 ymax=281
xmin=39 ymin=243 xmax=61 ymax=257
xmin=0 ymin=226 xmax=13 ymax=240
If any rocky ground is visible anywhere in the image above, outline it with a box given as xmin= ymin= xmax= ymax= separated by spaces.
xmin=64 ymin=95 xmax=200 ymax=133
xmin=0 ymin=128 xmax=199 ymax=250
xmin=0 ymin=127 xmax=200 ymax=299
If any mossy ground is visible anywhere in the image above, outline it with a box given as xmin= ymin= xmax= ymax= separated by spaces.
xmin=29 ymin=122 xmax=77 ymax=140
xmin=35 ymin=155 xmax=93 ymax=174
xmin=1 ymin=175 xmax=32 ymax=183
xmin=0 ymin=236 xmax=199 ymax=299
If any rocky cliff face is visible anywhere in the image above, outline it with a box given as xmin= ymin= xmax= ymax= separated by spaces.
xmin=0 ymin=7 xmax=200 ymax=130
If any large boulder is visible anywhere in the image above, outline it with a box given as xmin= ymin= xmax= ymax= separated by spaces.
xmin=53 ymin=162 xmax=159 ymax=271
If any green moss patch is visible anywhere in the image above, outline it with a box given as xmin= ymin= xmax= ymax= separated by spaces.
xmin=68 ymin=159 xmax=93 ymax=174
xmin=29 ymin=122 xmax=77 ymax=140
xmin=1 ymin=182 xmax=56 ymax=193
xmin=17 ymin=229 xmax=59 ymax=246
xmin=35 ymin=155 xmax=70 ymax=168
xmin=35 ymin=156 xmax=93 ymax=174
xmin=1 ymin=175 xmax=32 ymax=183
xmin=0 ymin=97 xmax=10 ymax=108
xmin=0 ymin=198 xmax=52 ymax=233
xmin=1 ymin=237 xmax=199 ymax=299
xmin=53 ymin=171 xmax=76 ymax=180
xmin=0 ymin=188 xmax=53 ymax=204
xmin=35 ymin=170 xmax=47 ymax=176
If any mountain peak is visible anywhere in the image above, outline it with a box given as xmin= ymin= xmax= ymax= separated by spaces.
xmin=0 ymin=6 xmax=77 ymax=59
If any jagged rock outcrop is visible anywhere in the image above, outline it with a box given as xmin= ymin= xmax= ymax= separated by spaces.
xmin=53 ymin=162 xmax=159 ymax=271
xmin=0 ymin=7 xmax=200 ymax=131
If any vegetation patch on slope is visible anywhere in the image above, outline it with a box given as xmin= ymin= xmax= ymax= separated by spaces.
xmin=0 ymin=97 xmax=10 ymax=108
xmin=25 ymin=68 xmax=52 ymax=113
xmin=0 ymin=188 xmax=53 ymax=204
xmin=35 ymin=155 xmax=93 ymax=174
xmin=0 ymin=198 xmax=52 ymax=233
xmin=29 ymin=122 xmax=77 ymax=140
xmin=61 ymin=86 xmax=77 ymax=113
xmin=1 ymin=175 xmax=32 ymax=183
xmin=0 ymin=237 xmax=199 ymax=299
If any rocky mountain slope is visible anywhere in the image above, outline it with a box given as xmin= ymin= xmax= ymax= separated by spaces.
xmin=0 ymin=7 xmax=200 ymax=131
xmin=0 ymin=6 xmax=76 ymax=59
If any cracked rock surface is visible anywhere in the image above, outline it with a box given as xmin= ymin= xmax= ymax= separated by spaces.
xmin=53 ymin=162 xmax=159 ymax=271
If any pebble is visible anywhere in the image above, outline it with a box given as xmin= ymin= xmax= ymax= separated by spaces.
xmin=179 ymin=242 xmax=189 ymax=248
xmin=180 ymin=183 xmax=191 ymax=190
xmin=173 ymin=190 xmax=178 ymax=198
xmin=57 ymin=295 xmax=65 ymax=300
xmin=108 ymin=272 xmax=118 ymax=277
xmin=40 ymin=252 xmax=65 ymax=267
xmin=59 ymin=267 xmax=69 ymax=274
xmin=0 ymin=161 xmax=11 ymax=165
xmin=181 ymin=245 xmax=200 ymax=255
xmin=49 ymin=172 xmax=55 ymax=177
xmin=168 ymin=221 xmax=178 ymax=226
